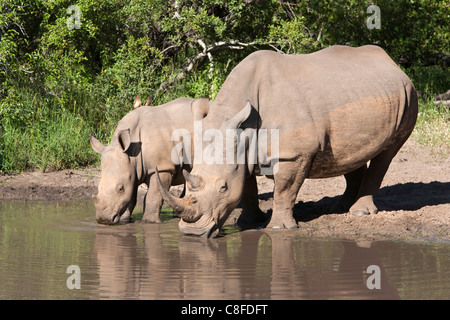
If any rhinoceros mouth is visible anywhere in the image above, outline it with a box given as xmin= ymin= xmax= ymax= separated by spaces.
xmin=96 ymin=213 xmax=120 ymax=225
xmin=178 ymin=217 xmax=220 ymax=238
xmin=94 ymin=196 xmax=126 ymax=225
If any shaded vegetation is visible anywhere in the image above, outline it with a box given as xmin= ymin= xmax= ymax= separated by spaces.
xmin=1 ymin=0 xmax=449 ymax=171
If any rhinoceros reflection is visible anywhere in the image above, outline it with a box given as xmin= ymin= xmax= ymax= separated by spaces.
xmin=93 ymin=224 xmax=399 ymax=299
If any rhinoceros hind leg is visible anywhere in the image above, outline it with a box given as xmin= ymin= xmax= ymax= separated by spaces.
xmin=332 ymin=164 xmax=367 ymax=213
xmin=349 ymin=146 xmax=400 ymax=216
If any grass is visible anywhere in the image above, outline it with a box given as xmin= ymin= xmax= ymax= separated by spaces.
xmin=1 ymin=111 xmax=98 ymax=173
xmin=0 ymin=82 xmax=104 ymax=173
xmin=404 ymin=64 xmax=450 ymax=157
xmin=412 ymin=98 xmax=450 ymax=157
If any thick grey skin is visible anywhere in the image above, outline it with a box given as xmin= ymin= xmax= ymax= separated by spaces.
xmin=90 ymin=97 xmax=211 ymax=225
xmin=159 ymin=45 xmax=418 ymax=237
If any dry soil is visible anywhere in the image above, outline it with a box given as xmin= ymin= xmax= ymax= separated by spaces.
xmin=1 ymin=139 xmax=448 ymax=242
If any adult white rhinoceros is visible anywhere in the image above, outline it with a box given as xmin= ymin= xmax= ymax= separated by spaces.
xmin=156 ymin=45 xmax=418 ymax=238
xmin=90 ymin=97 xmax=211 ymax=224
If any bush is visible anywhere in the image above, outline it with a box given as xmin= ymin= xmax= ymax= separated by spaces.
xmin=0 ymin=87 xmax=97 ymax=172
xmin=1 ymin=0 xmax=448 ymax=171
xmin=404 ymin=65 xmax=450 ymax=98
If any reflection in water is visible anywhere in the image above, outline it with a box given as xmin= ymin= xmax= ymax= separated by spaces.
xmin=93 ymin=227 xmax=401 ymax=299
xmin=0 ymin=201 xmax=448 ymax=299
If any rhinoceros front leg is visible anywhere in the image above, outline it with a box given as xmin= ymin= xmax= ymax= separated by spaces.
xmin=237 ymin=175 xmax=266 ymax=228
xmin=142 ymin=172 xmax=173 ymax=223
xmin=267 ymin=157 xmax=313 ymax=229
xmin=120 ymin=196 xmax=136 ymax=223
xmin=118 ymin=187 xmax=137 ymax=223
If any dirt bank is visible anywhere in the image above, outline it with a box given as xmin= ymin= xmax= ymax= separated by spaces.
xmin=0 ymin=167 xmax=100 ymax=201
xmin=1 ymin=139 xmax=448 ymax=242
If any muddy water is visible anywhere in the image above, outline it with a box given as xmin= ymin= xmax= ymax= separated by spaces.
xmin=0 ymin=200 xmax=448 ymax=300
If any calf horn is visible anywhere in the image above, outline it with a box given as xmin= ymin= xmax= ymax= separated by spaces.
xmin=182 ymin=169 xmax=205 ymax=190
xmin=155 ymin=167 xmax=202 ymax=223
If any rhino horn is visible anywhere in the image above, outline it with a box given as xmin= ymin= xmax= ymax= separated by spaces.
xmin=155 ymin=167 xmax=201 ymax=223
xmin=182 ymin=169 xmax=205 ymax=190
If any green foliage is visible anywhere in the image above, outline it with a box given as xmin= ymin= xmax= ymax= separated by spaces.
xmin=405 ymin=65 xmax=450 ymax=98
xmin=0 ymin=84 xmax=97 ymax=172
xmin=412 ymin=99 xmax=450 ymax=156
xmin=291 ymin=0 xmax=450 ymax=65
xmin=0 ymin=0 xmax=449 ymax=171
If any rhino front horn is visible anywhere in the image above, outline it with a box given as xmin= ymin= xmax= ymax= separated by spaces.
xmin=155 ymin=167 xmax=202 ymax=223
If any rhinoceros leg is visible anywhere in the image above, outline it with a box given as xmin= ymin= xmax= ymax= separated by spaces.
xmin=332 ymin=164 xmax=367 ymax=213
xmin=120 ymin=208 xmax=132 ymax=223
xmin=237 ymin=175 xmax=266 ymax=228
xmin=119 ymin=188 xmax=137 ymax=223
xmin=142 ymin=172 xmax=173 ymax=223
xmin=349 ymin=143 xmax=403 ymax=216
xmin=267 ymin=157 xmax=314 ymax=229
xmin=350 ymin=83 xmax=417 ymax=216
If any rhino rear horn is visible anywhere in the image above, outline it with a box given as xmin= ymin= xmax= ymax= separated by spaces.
xmin=155 ymin=167 xmax=201 ymax=223
xmin=182 ymin=169 xmax=205 ymax=191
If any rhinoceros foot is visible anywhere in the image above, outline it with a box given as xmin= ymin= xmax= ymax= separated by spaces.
xmin=141 ymin=213 xmax=162 ymax=224
xmin=349 ymin=195 xmax=379 ymax=216
xmin=266 ymin=212 xmax=298 ymax=230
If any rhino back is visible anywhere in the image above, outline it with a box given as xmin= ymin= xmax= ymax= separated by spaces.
xmin=117 ymin=97 xmax=195 ymax=176
xmin=212 ymin=46 xmax=417 ymax=177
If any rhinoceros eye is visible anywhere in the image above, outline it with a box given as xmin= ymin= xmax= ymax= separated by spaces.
xmin=216 ymin=179 xmax=227 ymax=193
xmin=116 ymin=184 xmax=125 ymax=193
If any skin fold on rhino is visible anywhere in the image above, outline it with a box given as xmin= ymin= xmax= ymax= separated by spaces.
xmin=156 ymin=45 xmax=418 ymax=238
xmin=90 ymin=97 xmax=211 ymax=225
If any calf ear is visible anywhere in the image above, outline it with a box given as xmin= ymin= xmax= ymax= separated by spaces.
xmin=227 ymin=101 xmax=252 ymax=129
xmin=117 ymin=129 xmax=131 ymax=153
xmin=89 ymin=133 xmax=106 ymax=154
xmin=191 ymin=98 xmax=210 ymax=120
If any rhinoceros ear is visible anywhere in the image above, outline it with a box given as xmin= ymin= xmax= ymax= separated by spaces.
xmin=191 ymin=98 xmax=210 ymax=120
xmin=117 ymin=129 xmax=131 ymax=153
xmin=89 ymin=133 xmax=106 ymax=154
xmin=227 ymin=101 xmax=252 ymax=129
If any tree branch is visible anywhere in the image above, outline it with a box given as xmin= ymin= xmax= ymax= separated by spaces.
xmin=157 ymin=39 xmax=259 ymax=93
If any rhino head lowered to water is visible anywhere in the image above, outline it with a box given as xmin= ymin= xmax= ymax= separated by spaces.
xmin=90 ymin=97 xmax=210 ymax=225
xmin=156 ymin=45 xmax=418 ymax=238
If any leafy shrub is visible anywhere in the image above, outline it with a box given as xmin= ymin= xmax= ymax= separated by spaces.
xmin=1 ymin=0 xmax=448 ymax=171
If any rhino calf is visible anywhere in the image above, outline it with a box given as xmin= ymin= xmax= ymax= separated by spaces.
xmin=90 ymin=97 xmax=210 ymax=225
xmin=157 ymin=45 xmax=418 ymax=237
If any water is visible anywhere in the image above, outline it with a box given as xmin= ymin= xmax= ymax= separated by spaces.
xmin=0 ymin=200 xmax=448 ymax=300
